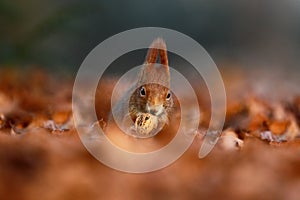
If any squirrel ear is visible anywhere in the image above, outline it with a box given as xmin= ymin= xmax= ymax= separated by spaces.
xmin=144 ymin=38 xmax=169 ymax=69
xmin=145 ymin=47 xmax=158 ymax=64
xmin=158 ymin=39 xmax=168 ymax=68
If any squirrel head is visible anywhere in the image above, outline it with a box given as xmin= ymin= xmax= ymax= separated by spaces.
xmin=130 ymin=38 xmax=172 ymax=118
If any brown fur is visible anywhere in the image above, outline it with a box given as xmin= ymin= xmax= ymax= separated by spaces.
xmin=129 ymin=38 xmax=173 ymax=124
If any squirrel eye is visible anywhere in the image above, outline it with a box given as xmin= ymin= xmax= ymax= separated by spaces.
xmin=166 ymin=91 xmax=171 ymax=100
xmin=140 ymin=87 xmax=146 ymax=97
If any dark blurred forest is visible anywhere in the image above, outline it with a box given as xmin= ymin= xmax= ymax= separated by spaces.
xmin=1 ymin=0 xmax=300 ymax=72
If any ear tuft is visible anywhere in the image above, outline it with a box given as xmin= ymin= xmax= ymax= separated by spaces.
xmin=145 ymin=38 xmax=169 ymax=67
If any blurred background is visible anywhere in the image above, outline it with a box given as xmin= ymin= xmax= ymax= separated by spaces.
xmin=1 ymin=2 xmax=300 ymax=199
xmin=1 ymin=0 xmax=299 ymax=73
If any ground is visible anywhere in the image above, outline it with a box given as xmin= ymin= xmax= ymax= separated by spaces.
xmin=0 ymin=67 xmax=299 ymax=200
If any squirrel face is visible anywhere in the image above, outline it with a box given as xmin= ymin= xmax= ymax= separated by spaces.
xmin=136 ymin=83 xmax=172 ymax=115
xmin=129 ymin=82 xmax=173 ymax=124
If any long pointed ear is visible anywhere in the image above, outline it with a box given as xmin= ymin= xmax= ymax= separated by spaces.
xmin=158 ymin=39 xmax=168 ymax=67
xmin=139 ymin=38 xmax=170 ymax=85
xmin=144 ymin=38 xmax=168 ymax=66
xmin=145 ymin=44 xmax=159 ymax=64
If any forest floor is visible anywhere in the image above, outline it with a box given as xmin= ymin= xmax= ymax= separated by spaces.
xmin=0 ymin=66 xmax=299 ymax=200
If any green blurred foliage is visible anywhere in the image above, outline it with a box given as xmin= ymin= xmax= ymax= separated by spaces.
xmin=0 ymin=0 xmax=299 ymax=71
xmin=0 ymin=0 xmax=102 ymax=68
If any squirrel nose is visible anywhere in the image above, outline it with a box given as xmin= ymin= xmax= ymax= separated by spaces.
xmin=147 ymin=104 xmax=164 ymax=115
